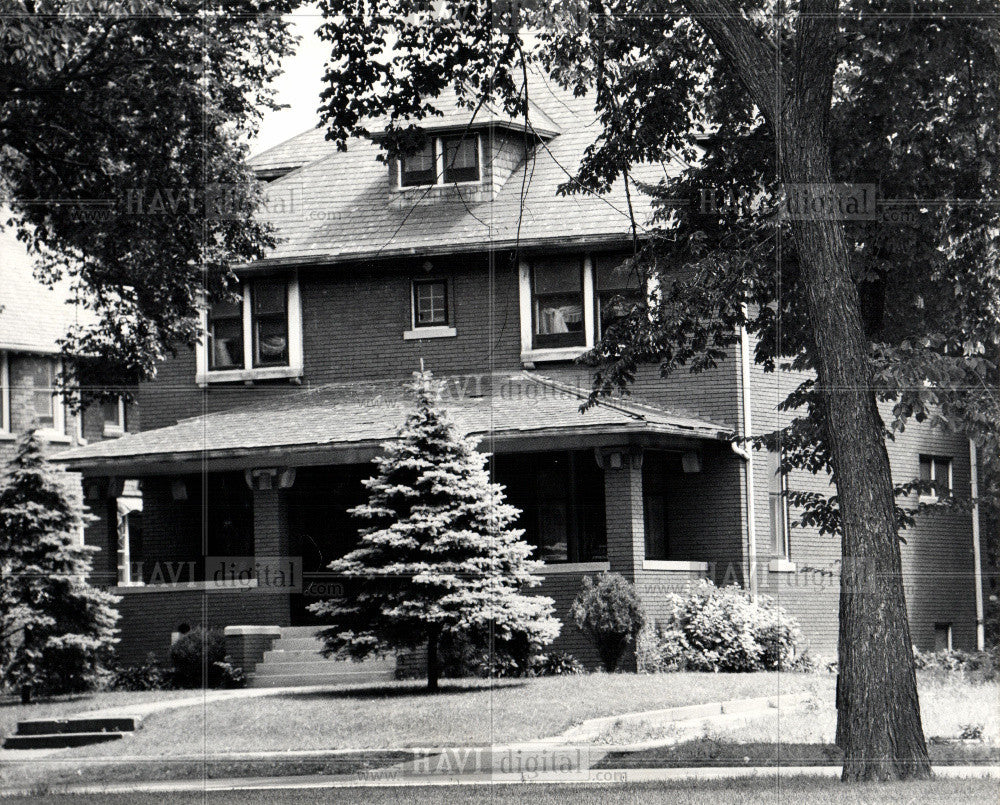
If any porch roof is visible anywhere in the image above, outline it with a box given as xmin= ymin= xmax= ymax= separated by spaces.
xmin=54 ymin=373 xmax=732 ymax=474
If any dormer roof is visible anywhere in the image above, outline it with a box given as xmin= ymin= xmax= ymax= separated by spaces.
xmin=247 ymin=71 xmax=680 ymax=268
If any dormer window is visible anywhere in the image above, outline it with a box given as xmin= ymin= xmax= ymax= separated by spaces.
xmin=396 ymin=134 xmax=482 ymax=188
xmin=400 ymin=141 xmax=437 ymax=187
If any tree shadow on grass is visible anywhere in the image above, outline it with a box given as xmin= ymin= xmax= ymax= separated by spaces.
xmin=264 ymin=679 xmax=528 ymax=702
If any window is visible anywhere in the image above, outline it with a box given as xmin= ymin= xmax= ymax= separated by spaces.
xmin=643 ymin=452 xmax=674 ymax=561
xmin=397 ymin=134 xmax=481 ymax=188
xmin=413 ymin=280 xmax=448 ymax=327
xmin=934 ymin=623 xmax=953 ymax=652
xmin=198 ymin=275 xmax=302 ymax=384
xmin=596 ymin=254 xmax=643 ymax=339
xmin=0 ymin=352 xmax=9 ymax=434
xmin=442 ymin=135 xmax=479 ymax=183
xmin=919 ymin=455 xmax=952 ymax=502
xmin=400 ymin=140 xmax=437 ymax=187
xmin=532 ymin=257 xmax=586 ymax=349
xmin=30 ymin=359 xmax=57 ymax=430
xmin=208 ymin=296 xmax=244 ymax=370
xmin=768 ymin=449 xmax=790 ymax=559
xmin=102 ymin=398 xmax=126 ymax=437
xmin=494 ymin=451 xmax=607 ymax=564
xmin=251 ymin=279 xmax=289 ymax=367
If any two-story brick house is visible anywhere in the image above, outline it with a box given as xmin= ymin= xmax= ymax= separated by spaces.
xmin=55 ymin=75 xmax=983 ymax=672
xmin=1 ymin=225 xmax=142 ymax=558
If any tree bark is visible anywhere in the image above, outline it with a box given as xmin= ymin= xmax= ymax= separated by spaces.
xmin=679 ymin=0 xmax=931 ymax=781
xmin=426 ymin=626 xmax=441 ymax=692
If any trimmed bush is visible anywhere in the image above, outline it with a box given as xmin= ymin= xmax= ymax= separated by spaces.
xmin=169 ymin=627 xmax=240 ymax=688
xmin=570 ymin=573 xmax=646 ymax=672
xmin=647 ymin=580 xmax=801 ymax=672
xmin=104 ymin=654 xmax=169 ymax=691
xmin=529 ymin=651 xmax=585 ymax=677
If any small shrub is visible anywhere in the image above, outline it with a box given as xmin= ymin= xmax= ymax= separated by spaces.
xmin=169 ymin=627 xmax=228 ymax=688
xmin=571 ymin=573 xmax=646 ymax=672
xmin=105 ymin=654 xmax=170 ymax=691
xmin=959 ymin=723 xmax=984 ymax=741
xmin=650 ymin=580 xmax=802 ymax=672
xmin=528 ymin=652 xmax=585 ymax=676
xmin=912 ymin=647 xmax=998 ymax=682
xmin=437 ymin=632 xmax=537 ymax=678
xmin=213 ymin=660 xmax=246 ymax=689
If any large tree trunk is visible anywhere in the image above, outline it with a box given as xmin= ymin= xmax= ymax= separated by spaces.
xmin=681 ymin=0 xmax=931 ymax=780
xmin=426 ymin=626 xmax=441 ymax=692
xmin=778 ymin=123 xmax=930 ymax=781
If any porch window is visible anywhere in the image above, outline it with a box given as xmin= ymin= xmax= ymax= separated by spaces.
xmin=495 ymin=451 xmax=606 ymax=563
xmin=413 ymin=279 xmax=448 ymax=327
xmin=400 ymin=140 xmax=437 ymax=187
xmin=208 ymin=296 xmax=244 ymax=370
xmin=251 ymin=279 xmax=289 ymax=367
xmin=768 ymin=449 xmax=790 ymax=559
xmin=919 ymin=455 xmax=952 ymax=502
xmin=532 ymin=257 xmax=586 ymax=349
xmin=442 ymin=135 xmax=479 ymax=183
xmin=642 ymin=452 xmax=672 ymax=560
xmin=596 ymin=253 xmax=643 ymax=340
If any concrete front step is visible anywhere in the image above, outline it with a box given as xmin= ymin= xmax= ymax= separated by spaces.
xmin=254 ymin=660 xmax=395 ymax=675
xmin=277 ymin=626 xmax=326 ymax=638
xmin=269 ymin=637 xmax=326 ymax=651
xmin=248 ymin=670 xmax=392 ymax=688
xmin=4 ymin=731 xmax=127 ymax=749
xmin=15 ymin=716 xmax=141 ymax=736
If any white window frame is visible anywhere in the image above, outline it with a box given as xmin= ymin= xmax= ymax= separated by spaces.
xmin=34 ymin=356 xmax=69 ymax=443
xmin=918 ymin=455 xmax=953 ymax=504
xmin=196 ymin=274 xmax=303 ymax=387
xmin=519 ymin=255 xmax=595 ymax=364
xmin=102 ymin=397 xmax=126 ymax=438
xmin=395 ymin=134 xmax=483 ymax=189
xmin=0 ymin=352 xmax=11 ymax=439
xmin=403 ymin=277 xmax=457 ymax=340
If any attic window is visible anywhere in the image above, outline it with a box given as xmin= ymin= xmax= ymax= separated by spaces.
xmin=400 ymin=141 xmax=436 ymax=187
xmin=397 ymin=134 xmax=481 ymax=188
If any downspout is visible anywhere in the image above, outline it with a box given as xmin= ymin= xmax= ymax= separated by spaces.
xmin=970 ymin=439 xmax=985 ymax=651
xmin=733 ymin=310 xmax=758 ymax=601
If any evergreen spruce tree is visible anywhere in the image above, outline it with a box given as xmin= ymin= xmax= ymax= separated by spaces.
xmin=0 ymin=431 xmax=120 ymax=702
xmin=311 ymin=371 xmax=560 ymax=690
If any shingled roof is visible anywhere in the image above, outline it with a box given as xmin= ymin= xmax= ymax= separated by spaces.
xmin=0 ymin=225 xmax=94 ymax=353
xmin=55 ymin=373 xmax=729 ymax=471
xmin=248 ymin=72 xmax=677 ymax=267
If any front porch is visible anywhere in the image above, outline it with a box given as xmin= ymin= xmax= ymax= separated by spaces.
xmin=58 ymin=373 xmax=745 ymax=668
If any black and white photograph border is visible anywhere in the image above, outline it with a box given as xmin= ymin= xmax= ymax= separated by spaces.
xmin=0 ymin=1 xmax=997 ymax=802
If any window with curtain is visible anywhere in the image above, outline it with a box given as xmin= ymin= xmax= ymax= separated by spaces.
xmin=532 ymin=257 xmax=585 ymax=349
xmin=251 ymin=279 xmax=289 ymax=367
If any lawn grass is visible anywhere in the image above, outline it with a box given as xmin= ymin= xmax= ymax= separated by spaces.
xmin=0 ymin=689 xmax=197 ymax=740
xmin=25 ymin=673 xmax=821 ymax=757
xmin=9 ymin=777 xmax=997 ymax=804
xmin=593 ymin=674 xmax=998 ymax=747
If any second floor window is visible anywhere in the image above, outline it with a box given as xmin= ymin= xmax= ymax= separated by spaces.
xmin=30 ymin=359 xmax=57 ymax=430
xmin=532 ymin=257 xmax=585 ymax=349
xmin=919 ymin=455 xmax=952 ymax=501
xmin=102 ymin=398 xmax=126 ymax=436
xmin=208 ymin=297 xmax=244 ymax=370
xmin=413 ymin=280 xmax=448 ymax=327
xmin=596 ymin=254 xmax=643 ymax=339
xmin=251 ymin=280 xmax=289 ymax=367
xmin=768 ymin=448 xmax=790 ymax=559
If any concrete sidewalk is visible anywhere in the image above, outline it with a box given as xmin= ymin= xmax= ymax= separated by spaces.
xmin=1 ymin=763 xmax=996 ymax=797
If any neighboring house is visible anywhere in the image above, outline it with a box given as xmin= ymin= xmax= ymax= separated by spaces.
xmin=0 ymin=226 xmax=141 ymax=546
xmin=55 ymin=75 xmax=981 ymax=668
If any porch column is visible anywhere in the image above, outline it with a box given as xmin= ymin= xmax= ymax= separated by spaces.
xmin=601 ymin=448 xmax=645 ymax=582
xmin=248 ymin=469 xmax=295 ymax=625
